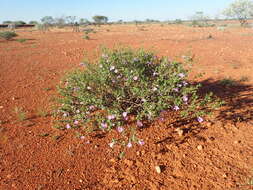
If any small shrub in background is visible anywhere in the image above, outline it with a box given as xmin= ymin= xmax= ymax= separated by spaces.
xmin=16 ymin=38 xmax=27 ymax=43
xmin=55 ymin=47 xmax=222 ymax=153
xmin=0 ymin=31 xmax=18 ymax=40
xmin=14 ymin=107 xmax=26 ymax=121
xmin=83 ymin=34 xmax=90 ymax=40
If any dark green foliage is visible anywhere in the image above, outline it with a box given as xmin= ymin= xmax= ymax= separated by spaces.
xmin=55 ymin=47 xmax=222 ymax=149
xmin=0 ymin=31 xmax=18 ymax=40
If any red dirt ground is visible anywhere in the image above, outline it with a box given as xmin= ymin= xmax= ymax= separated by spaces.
xmin=0 ymin=24 xmax=253 ymax=190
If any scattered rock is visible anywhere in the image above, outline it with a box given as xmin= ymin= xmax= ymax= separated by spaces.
xmin=155 ymin=166 xmax=161 ymax=174
xmin=109 ymin=158 xmax=116 ymax=163
xmin=0 ymin=106 xmax=3 ymax=109
xmin=6 ymin=174 xmax=12 ymax=179
xmin=208 ymin=137 xmax=215 ymax=141
xmin=175 ymin=128 xmax=184 ymax=137
xmin=197 ymin=145 xmax=203 ymax=151
xmin=79 ymin=179 xmax=83 ymax=183
xmin=234 ymin=140 xmax=241 ymax=144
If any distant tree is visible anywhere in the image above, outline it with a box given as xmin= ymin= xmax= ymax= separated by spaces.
xmin=41 ymin=16 xmax=54 ymax=25
xmin=79 ymin=18 xmax=90 ymax=25
xmin=192 ymin=12 xmax=209 ymax=22
xmin=54 ymin=16 xmax=66 ymax=27
xmin=66 ymin=16 xmax=76 ymax=25
xmin=145 ymin=19 xmax=160 ymax=23
xmin=117 ymin=19 xmax=123 ymax=24
xmin=29 ymin=21 xmax=38 ymax=25
xmin=2 ymin=21 xmax=12 ymax=24
xmin=174 ymin=19 xmax=183 ymax=24
xmin=190 ymin=12 xmax=210 ymax=27
xmin=13 ymin=21 xmax=26 ymax=25
xmin=92 ymin=15 xmax=108 ymax=24
xmin=223 ymin=0 xmax=253 ymax=26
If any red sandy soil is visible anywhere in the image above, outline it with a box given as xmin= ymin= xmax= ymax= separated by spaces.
xmin=0 ymin=24 xmax=253 ymax=190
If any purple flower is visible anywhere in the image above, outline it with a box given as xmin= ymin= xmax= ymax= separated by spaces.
xmin=141 ymin=98 xmax=147 ymax=102
xmin=173 ymin=88 xmax=179 ymax=92
xmin=66 ymin=124 xmax=71 ymax=129
xmin=110 ymin=66 xmax=115 ymax=71
xmin=133 ymin=58 xmax=139 ymax=62
xmin=173 ymin=106 xmax=180 ymax=111
xmin=76 ymin=110 xmax=80 ymax=113
xmin=183 ymin=95 xmax=188 ymax=102
xmin=80 ymin=136 xmax=85 ymax=139
xmin=89 ymin=105 xmax=95 ymax=110
xmin=133 ymin=76 xmax=138 ymax=81
xmin=117 ymin=126 xmax=124 ymax=133
xmin=177 ymin=84 xmax=182 ymax=87
xmin=122 ymin=112 xmax=128 ymax=118
xmin=101 ymin=122 xmax=108 ymax=129
xmin=137 ymin=120 xmax=143 ymax=127
xmin=102 ymin=54 xmax=108 ymax=58
xmin=74 ymin=120 xmax=79 ymax=125
xmin=107 ymin=115 xmax=116 ymax=120
xmin=178 ymin=73 xmax=185 ymax=78
xmin=182 ymin=81 xmax=188 ymax=86
xmin=153 ymin=72 xmax=158 ymax=76
xmin=138 ymin=140 xmax=145 ymax=146
xmin=80 ymin=62 xmax=88 ymax=67
xmin=73 ymin=87 xmax=80 ymax=92
xmin=127 ymin=142 xmax=132 ymax=148
xmin=197 ymin=116 xmax=204 ymax=123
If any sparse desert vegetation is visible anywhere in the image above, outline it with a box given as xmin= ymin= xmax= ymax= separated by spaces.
xmin=0 ymin=0 xmax=253 ymax=189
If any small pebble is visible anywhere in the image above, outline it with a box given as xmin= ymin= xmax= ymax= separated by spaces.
xmin=155 ymin=166 xmax=161 ymax=174
xmin=197 ymin=145 xmax=203 ymax=151
xmin=234 ymin=140 xmax=241 ymax=144
xmin=0 ymin=106 xmax=3 ymax=109
xmin=175 ymin=128 xmax=184 ymax=137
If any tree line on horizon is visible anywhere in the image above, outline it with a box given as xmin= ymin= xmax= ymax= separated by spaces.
xmin=1 ymin=0 xmax=253 ymax=26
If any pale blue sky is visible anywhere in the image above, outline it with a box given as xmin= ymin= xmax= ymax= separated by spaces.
xmin=0 ymin=0 xmax=233 ymax=23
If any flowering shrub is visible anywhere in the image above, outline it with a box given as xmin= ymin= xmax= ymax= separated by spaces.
xmin=55 ymin=47 xmax=221 ymax=152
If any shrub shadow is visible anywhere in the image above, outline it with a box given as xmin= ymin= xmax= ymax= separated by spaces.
xmin=156 ymin=78 xmax=253 ymax=145
xmin=199 ymin=78 xmax=253 ymax=124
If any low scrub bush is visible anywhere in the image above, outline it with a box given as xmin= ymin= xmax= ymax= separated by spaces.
xmin=16 ymin=38 xmax=27 ymax=43
xmin=55 ymin=47 xmax=222 ymax=153
xmin=0 ymin=31 xmax=18 ymax=40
